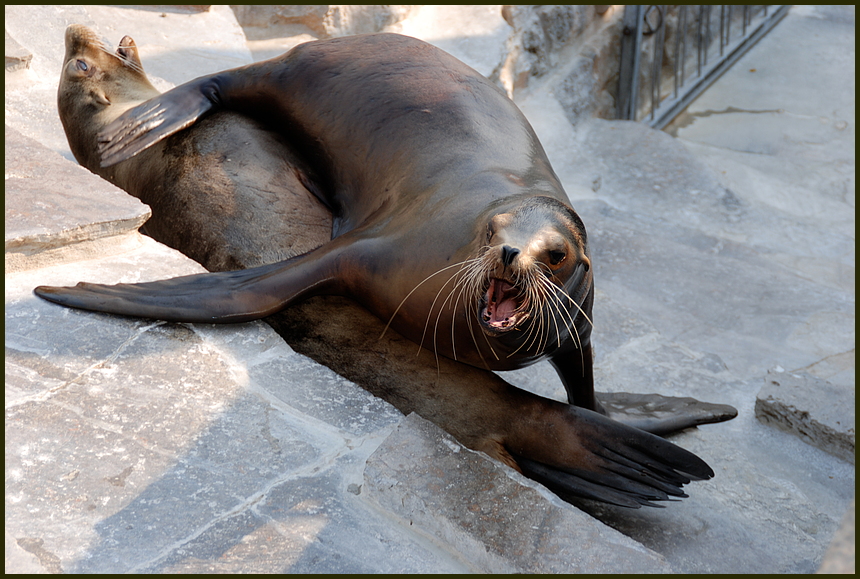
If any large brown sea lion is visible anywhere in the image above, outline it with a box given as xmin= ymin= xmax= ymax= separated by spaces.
xmin=38 ymin=26 xmax=736 ymax=508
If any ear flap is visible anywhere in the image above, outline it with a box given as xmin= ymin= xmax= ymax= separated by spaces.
xmin=117 ymin=35 xmax=145 ymax=72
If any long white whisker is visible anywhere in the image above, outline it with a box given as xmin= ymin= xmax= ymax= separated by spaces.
xmin=537 ymin=276 xmax=580 ymax=348
xmin=381 ymin=259 xmax=477 ymax=339
xmin=535 ymin=275 xmax=589 ymax=375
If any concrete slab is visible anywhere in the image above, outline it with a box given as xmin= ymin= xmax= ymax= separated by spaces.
xmin=5 ymin=243 xmax=466 ymax=573
xmin=818 ymin=499 xmax=856 ymax=574
xmin=666 ymin=5 xmax=855 ymax=458
xmin=364 ymin=413 xmax=673 ymax=574
xmin=5 ymin=29 xmax=33 ymax=72
xmin=5 ymin=126 xmax=150 ymax=272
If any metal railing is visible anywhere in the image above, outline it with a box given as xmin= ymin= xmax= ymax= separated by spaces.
xmin=617 ymin=5 xmax=791 ymax=129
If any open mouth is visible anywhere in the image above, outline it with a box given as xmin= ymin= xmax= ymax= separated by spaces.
xmin=480 ymin=278 xmax=529 ymax=334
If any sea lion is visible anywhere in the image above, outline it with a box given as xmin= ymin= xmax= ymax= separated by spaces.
xmin=39 ymin=28 xmax=736 ymax=507
xmin=56 ymin=24 xmax=332 ymax=270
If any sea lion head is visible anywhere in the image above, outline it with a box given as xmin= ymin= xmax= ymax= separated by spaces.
xmin=475 ymin=196 xmax=592 ymax=350
xmin=58 ymin=24 xmax=159 ymax=169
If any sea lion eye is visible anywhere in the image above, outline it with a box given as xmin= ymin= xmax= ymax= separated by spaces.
xmin=548 ymin=250 xmax=566 ymax=265
xmin=76 ymin=59 xmax=89 ymax=72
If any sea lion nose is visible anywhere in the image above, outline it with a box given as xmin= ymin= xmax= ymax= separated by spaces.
xmin=501 ymin=245 xmax=520 ymax=266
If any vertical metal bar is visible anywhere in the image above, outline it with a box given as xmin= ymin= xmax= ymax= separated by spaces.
xmin=673 ymin=6 xmax=682 ymax=98
xmin=727 ymin=5 xmax=732 ymax=45
xmin=697 ymin=6 xmax=704 ymax=77
xmin=679 ymin=5 xmax=688 ymax=88
xmin=704 ymin=4 xmax=711 ymax=67
xmin=743 ymin=5 xmax=749 ymax=35
xmin=651 ymin=5 xmax=666 ymax=121
xmin=651 ymin=7 xmax=660 ymax=121
xmin=617 ymin=5 xmax=644 ymax=120
xmin=719 ymin=5 xmax=725 ymax=56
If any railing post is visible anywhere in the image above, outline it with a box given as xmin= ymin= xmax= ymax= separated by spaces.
xmin=617 ymin=5 xmax=644 ymax=120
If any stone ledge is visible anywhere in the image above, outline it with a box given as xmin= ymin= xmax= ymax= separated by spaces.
xmin=4 ymin=126 xmax=150 ymax=270
xmin=756 ymin=369 xmax=855 ymax=464
xmin=363 ymin=413 xmax=673 ymax=574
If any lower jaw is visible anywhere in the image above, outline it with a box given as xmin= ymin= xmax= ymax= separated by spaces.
xmin=478 ymin=311 xmax=528 ymax=337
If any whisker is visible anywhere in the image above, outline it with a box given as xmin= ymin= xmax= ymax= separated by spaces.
xmin=381 ymin=259 xmax=478 ymax=339
xmin=536 ymin=275 xmax=588 ymax=375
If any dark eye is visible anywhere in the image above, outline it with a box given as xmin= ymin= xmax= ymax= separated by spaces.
xmin=548 ymin=250 xmax=566 ymax=265
xmin=76 ymin=59 xmax=89 ymax=72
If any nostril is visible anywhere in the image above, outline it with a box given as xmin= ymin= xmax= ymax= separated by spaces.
xmin=501 ymin=245 xmax=520 ymax=266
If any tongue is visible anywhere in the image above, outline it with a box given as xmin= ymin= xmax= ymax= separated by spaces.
xmin=486 ymin=279 xmax=518 ymax=325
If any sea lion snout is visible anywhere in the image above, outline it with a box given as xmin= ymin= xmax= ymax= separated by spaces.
xmin=500 ymin=245 xmax=519 ymax=266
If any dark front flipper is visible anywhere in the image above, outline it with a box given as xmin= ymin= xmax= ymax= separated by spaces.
xmin=507 ymin=402 xmax=713 ymax=508
xmin=549 ymin=343 xmax=597 ymax=409
xmin=597 ymin=392 xmax=738 ymax=436
xmin=34 ymin=252 xmax=337 ymax=324
xmin=98 ymin=77 xmax=216 ymax=167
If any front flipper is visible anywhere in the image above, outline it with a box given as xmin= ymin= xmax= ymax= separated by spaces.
xmin=597 ymin=392 xmax=738 ymax=436
xmin=507 ymin=402 xmax=713 ymax=508
xmin=98 ymin=77 xmax=216 ymax=167
xmin=34 ymin=254 xmax=336 ymax=324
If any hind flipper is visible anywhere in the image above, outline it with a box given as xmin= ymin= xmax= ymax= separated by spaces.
xmin=34 ymin=253 xmax=337 ymax=324
xmin=597 ymin=392 xmax=738 ymax=436
xmin=507 ymin=401 xmax=713 ymax=508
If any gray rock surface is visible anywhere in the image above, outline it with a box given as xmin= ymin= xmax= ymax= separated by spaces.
xmin=364 ymin=414 xmax=673 ymax=574
xmin=5 ymin=127 xmax=150 ymax=272
xmin=758 ymin=369 xmax=855 ymax=464
xmin=5 ymin=4 xmax=855 ymax=575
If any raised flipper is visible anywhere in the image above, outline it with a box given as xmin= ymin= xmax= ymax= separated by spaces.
xmin=34 ymin=251 xmax=338 ymax=324
xmin=505 ymin=402 xmax=713 ymax=508
xmin=99 ymin=77 xmax=216 ymax=167
xmin=597 ymin=392 xmax=738 ymax=436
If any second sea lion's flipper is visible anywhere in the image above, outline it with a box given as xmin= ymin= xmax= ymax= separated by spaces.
xmin=597 ymin=392 xmax=738 ymax=436
xmin=506 ymin=402 xmax=713 ymax=508
xmin=98 ymin=77 xmax=215 ymax=167
xmin=34 ymin=254 xmax=338 ymax=324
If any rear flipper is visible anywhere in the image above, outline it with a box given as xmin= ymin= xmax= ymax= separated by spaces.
xmin=597 ymin=392 xmax=738 ymax=436
xmin=34 ymin=253 xmax=336 ymax=324
xmin=507 ymin=403 xmax=713 ymax=508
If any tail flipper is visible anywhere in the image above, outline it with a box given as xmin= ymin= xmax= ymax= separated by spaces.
xmin=34 ymin=257 xmax=332 ymax=324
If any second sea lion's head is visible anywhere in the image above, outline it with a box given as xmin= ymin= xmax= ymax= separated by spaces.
xmin=58 ymin=24 xmax=159 ymax=169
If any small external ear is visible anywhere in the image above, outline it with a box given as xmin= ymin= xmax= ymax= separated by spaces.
xmin=116 ymin=35 xmax=144 ymax=71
